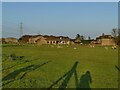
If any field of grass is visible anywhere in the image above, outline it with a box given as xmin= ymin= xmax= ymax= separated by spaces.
xmin=2 ymin=44 xmax=118 ymax=88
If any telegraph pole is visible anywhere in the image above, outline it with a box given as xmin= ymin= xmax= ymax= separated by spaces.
xmin=20 ymin=22 xmax=23 ymax=38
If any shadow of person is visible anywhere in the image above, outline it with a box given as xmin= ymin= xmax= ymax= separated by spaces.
xmin=77 ymin=71 xmax=92 ymax=89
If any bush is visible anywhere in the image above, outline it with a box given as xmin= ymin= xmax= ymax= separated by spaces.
xmin=10 ymin=53 xmax=17 ymax=60
xmin=10 ymin=53 xmax=25 ymax=60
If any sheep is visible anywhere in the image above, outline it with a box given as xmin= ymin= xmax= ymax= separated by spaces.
xmin=57 ymin=46 xmax=63 ymax=48
xmin=80 ymin=43 xmax=83 ymax=45
xmin=51 ymin=45 xmax=54 ymax=48
xmin=89 ymin=44 xmax=95 ymax=48
xmin=92 ymin=45 xmax=95 ymax=48
xmin=73 ymin=47 xmax=77 ymax=49
xmin=105 ymin=46 xmax=108 ymax=50
xmin=112 ymin=45 xmax=117 ymax=49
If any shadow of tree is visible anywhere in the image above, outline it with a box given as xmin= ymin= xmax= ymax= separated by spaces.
xmin=3 ymin=58 xmax=41 ymax=71
xmin=59 ymin=62 xmax=79 ymax=89
xmin=48 ymin=61 xmax=79 ymax=90
xmin=77 ymin=71 xmax=92 ymax=89
xmin=2 ymin=60 xmax=51 ymax=85
xmin=115 ymin=65 xmax=120 ymax=72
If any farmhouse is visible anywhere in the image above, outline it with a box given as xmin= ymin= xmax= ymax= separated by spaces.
xmin=19 ymin=35 xmax=71 ymax=45
xmin=96 ymin=34 xmax=115 ymax=46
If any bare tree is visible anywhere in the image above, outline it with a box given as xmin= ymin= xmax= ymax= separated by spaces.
xmin=111 ymin=28 xmax=118 ymax=38
xmin=118 ymin=29 xmax=120 ymax=45
xmin=111 ymin=28 xmax=118 ymax=45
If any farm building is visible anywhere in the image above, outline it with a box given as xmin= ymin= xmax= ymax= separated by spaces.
xmin=28 ymin=35 xmax=46 ymax=44
xmin=74 ymin=38 xmax=81 ymax=44
xmin=45 ymin=35 xmax=71 ymax=45
xmin=70 ymin=39 xmax=81 ymax=44
xmin=82 ymin=39 xmax=95 ymax=44
xmin=0 ymin=38 xmax=5 ymax=44
xmin=19 ymin=35 xmax=33 ymax=43
xmin=34 ymin=37 xmax=47 ymax=45
xmin=19 ymin=35 xmax=71 ymax=45
xmin=96 ymin=34 xmax=115 ymax=46
xmin=1 ymin=37 xmax=18 ymax=44
xmin=90 ymin=40 xmax=99 ymax=45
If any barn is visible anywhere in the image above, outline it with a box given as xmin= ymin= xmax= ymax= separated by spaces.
xmin=96 ymin=34 xmax=115 ymax=46
xmin=2 ymin=37 xmax=18 ymax=44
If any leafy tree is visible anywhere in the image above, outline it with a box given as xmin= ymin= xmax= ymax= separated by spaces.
xmin=102 ymin=33 xmax=105 ymax=36
xmin=88 ymin=36 xmax=91 ymax=40
xmin=75 ymin=34 xmax=81 ymax=40
xmin=81 ymin=35 xmax=85 ymax=40
xmin=75 ymin=34 xmax=85 ymax=40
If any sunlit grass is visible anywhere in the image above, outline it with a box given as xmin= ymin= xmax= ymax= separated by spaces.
xmin=2 ymin=44 xmax=118 ymax=88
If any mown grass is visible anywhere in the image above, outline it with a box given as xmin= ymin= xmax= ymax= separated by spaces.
xmin=2 ymin=44 xmax=118 ymax=88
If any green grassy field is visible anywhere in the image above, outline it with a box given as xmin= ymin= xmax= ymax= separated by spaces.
xmin=2 ymin=44 xmax=118 ymax=88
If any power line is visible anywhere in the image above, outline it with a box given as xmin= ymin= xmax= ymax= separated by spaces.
xmin=20 ymin=22 xmax=23 ymax=38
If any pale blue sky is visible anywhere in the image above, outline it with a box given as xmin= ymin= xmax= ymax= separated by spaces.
xmin=1 ymin=0 xmax=119 ymax=2
xmin=2 ymin=2 xmax=118 ymax=39
xmin=0 ymin=2 xmax=2 ymax=37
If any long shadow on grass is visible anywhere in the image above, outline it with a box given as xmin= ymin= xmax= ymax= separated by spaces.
xmin=3 ymin=57 xmax=41 ymax=71
xmin=115 ymin=65 xmax=120 ymax=72
xmin=48 ymin=62 xmax=79 ymax=89
xmin=2 ymin=60 xmax=51 ymax=86
xmin=76 ymin=71 xmax=92 ymax=90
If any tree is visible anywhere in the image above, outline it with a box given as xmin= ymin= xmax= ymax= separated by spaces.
xmin=118 ymin=29 xmax=120 ymax=45
xmin=111 ymin=28 xmax=118 ymax=45
xmin=81 ymin=35 xmax=85 ymax=40
xmin=75 ymin=34 xmax=81 ymax=44
xmin=111 ymin=29 xmax=118 ymax=38
xmin=75 ymin=34 xmax=81 ymax=40
xmin=75 ymin=34 xmax=85 ymax=40
xmin=102 ymin=33 xmax=105 ymax=36
xmin=88 ymin=36 xmax=91 ymax=40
